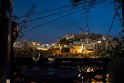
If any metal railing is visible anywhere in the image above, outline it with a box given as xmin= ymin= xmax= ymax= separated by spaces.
xmin=14 ymin=57 xmax=111 ymax=83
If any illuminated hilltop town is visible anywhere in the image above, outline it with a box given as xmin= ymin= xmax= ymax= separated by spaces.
xmin=14 ymin=32 xmax=113 ymax=58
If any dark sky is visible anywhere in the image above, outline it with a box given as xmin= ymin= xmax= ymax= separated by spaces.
xmin=13 ymin=0 xmax=122 ymax=43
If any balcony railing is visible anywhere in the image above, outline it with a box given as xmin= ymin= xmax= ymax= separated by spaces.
xmin=14 ymin=57 xmax=111 ymax=83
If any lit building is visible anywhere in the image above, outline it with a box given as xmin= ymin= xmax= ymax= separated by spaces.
xmin=70 ymin=45 xmax=83 ymax=53
xmin=13 ymin=39 xmax=31 ymax=49
xmin=64 ymin=34 xmax=75 ymax=40
xmin=70 ymin=41 xmax=83 ymax=53
xmin=69 ymin=41 xmax=96 ymax=54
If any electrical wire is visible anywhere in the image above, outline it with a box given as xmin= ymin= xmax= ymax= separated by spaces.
xmin=17 ymin=2 xmax=83 ymax=18
xmin=114 ymin=4 xmax=124 ymax=33
xmin=18 ymin=0 xmax=105 ymax=19
xmin=19 ymin=0 xmax=106 ymax=25
xmin=18 ymin=0 xmax=107 ymax=27
xmin=108 ymin=2 xmax=123 ymax=36
xmin=22 ymin=8 xmax=83 ymax=33
xmin=19 ymin=0 xmax=108 ymax=34
xmin=19 ymin=6 xmax=84 ymax=24
xmin=107 ymin=10 xmax=117 ymax=36
xmin=30 ymin=6 xmax=82 ymax=22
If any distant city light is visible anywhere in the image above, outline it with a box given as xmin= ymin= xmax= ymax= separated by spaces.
xmin=97 ymin=41 xmax=101 ymax=43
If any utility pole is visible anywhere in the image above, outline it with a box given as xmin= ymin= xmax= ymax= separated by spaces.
xmin=0 ymin=0 xmax=12 ymax=83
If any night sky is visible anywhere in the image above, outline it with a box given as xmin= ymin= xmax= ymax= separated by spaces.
xmin=13 ymin=0 xmax=122 ymax=43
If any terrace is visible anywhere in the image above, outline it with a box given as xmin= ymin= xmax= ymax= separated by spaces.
xmin=13 ymin=57 xmax=111 ymax=83
xmin=0 ymin=0 xmax=124 ymax=83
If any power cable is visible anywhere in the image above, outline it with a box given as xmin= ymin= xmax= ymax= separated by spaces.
xmin=116 ymin=11 xmax=124 ymax=33
xmin=22 ymin=8 xmax=83 ymax=33
xmin=19 ymin=0 xmax=107 ymax=34
xmin=19 ymin=6 xmax=83 ymax=24
xmin=107 ymin=6 xmax=118 ymax=36
xmin=17 ymin=2 xmax=83 ymax=18
xmin=107 ymin=2 xmax=123 ymax=36
xmin=19 ymin=0 xmax=107 ymax=25
xmin=18 ymin=0 xmax=106 ymax=19
xmin=18 ymin=5 xmax=35 ymax=37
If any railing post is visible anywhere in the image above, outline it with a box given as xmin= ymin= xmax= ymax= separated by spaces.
xmin=103 ymin=73 xmax=106 ymax=83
